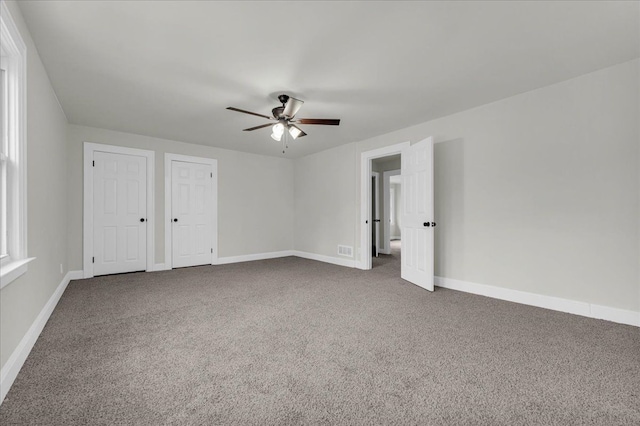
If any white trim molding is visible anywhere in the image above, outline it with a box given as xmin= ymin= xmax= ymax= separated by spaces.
xmin=435 ymin=276 xmax=640 ymax=327
xmin=0 ymin=269 xmax=83 ymax=404
xmin=164 ymin=153 xmax=218 ymax=270
xmin=358 ymin=142 xmax=410 ymax=270
xmin=153 ymin=263 xmax=170 ymax=272
xmin=589 ymin=304 xmax=640 ymax=327
xmin=67 ymin=270 xmax=84 ymax=281
xmin=382 ymin=169 xmax=401 ymax=256
xmin=217 ymin=250 xmax=294 ymax=265
xmin=0 ymin=256 xmax=34 ymax=289
xmin=83 ymin=142 xmax=155 ymax=278
xmin=293 ymin=251 xmax=356 ymax=268
xmin=214 ymin=250 xmax=355 ymax=269
xmin=1 ymin=1 xmax=30 ymax=281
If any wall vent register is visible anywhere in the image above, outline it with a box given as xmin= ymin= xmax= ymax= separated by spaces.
xmin=337 ymin=245 xmax=353 ymax=257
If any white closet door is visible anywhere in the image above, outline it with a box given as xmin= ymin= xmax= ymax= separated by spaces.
xmin=401 ymin=137 xmax=434 ymax=291
xmin=171 ymin=161 xmax=212 ymax=268
xmin=93 ymin=151 xmax=147 ymax=276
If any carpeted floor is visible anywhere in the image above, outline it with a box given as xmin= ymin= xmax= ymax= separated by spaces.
xmin=373 ymin=239 xmax=402 ymax=270
xmin=1 ymin=244 xmax=639 ymax=425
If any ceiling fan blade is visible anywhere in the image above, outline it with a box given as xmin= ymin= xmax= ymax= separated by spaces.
xmin=243 ymin=123 xmax=274 ymax=131
xmin=289 ymin=124 xmax=307 ymax=138
xmin=283 ymin=97 xmax=304 ymax=118
xmin=296 ymin=118 xmax=340 ymax=126
xmin=226 ymin=107 xmax=273 ymax=120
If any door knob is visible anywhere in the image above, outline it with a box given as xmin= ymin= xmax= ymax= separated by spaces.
xmin=424 ymin=222 xmax=430 ymax=227
xmin=173 ymin=218 xmax=178 ymax=222
xmin=373 ymin=219 xmax=380 ymax=223
xmin=139 ymin=218 xmax=146 ymax=222
xmin=431 ymin=222 xmax=436 ymax=227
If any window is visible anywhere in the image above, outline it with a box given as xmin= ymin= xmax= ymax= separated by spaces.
xmin=0 ymin=1 xmax=31 ymax=288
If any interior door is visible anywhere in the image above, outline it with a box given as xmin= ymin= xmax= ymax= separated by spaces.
xmin=171 ymin=160 xmax=212 ymax=268
xmin=93 ymin=151 xmax=147 ymax=276
xmin=401 ymin=137 xmax=434 ymax=291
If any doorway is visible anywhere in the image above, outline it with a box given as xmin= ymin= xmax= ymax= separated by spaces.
xmin=83 ymin=143 xmax=155 ymax=278
xmin=164 ymin=153 xmax=218 ymax=269
xmin=359 ymin=138 xmax=435 ymax=291
xmin=373 ymin=168 xmax=402 ymax=270
xmin=371 ymin=156 xmax=401 ymax=268
xmin=359 ymin=142 xmax=408 ymax=270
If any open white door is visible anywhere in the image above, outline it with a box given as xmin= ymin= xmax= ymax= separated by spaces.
xmin=401 ymin=137 xmax=434 ymax=291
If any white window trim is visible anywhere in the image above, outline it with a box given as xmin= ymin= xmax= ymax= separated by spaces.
xmin=0 ymin=1 xmax=32 ymax=289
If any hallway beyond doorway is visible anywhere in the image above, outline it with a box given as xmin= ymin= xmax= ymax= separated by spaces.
xmin=372 ymin=239 xmax=401 ymax=271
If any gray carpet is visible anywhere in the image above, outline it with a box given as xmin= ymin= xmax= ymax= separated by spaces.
xmin=1 ymin=243 xmax=639 ymax=425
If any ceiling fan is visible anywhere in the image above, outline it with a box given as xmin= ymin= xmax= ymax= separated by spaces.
xmin=227 ymin=94 xmax=340 ymax=152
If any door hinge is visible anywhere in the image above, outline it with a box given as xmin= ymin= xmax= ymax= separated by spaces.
xmin=92 ymin=257 xmax=94 ymax=263
xmin=92 ymin=160 xmax=95 ymax=167
xmin=211 ymin=248 xmax=213 ymax=253
xmin=210 ymin=172 xmax=213 ymax=178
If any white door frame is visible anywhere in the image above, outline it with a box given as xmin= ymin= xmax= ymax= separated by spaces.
xmin=382 ymin=169 xmax=401 ymax=255
xmin=371 ymin=171 xmax=380 ymax=257
xmin=358 ymin=141 xmax=410 ymax=270
xmin=164 ymin=153 xmax=218 ymax=269
xmin=83 ymin=142 xmax=155 ymax=278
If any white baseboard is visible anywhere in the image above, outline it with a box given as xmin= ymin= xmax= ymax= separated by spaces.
xmin=153 ymin=263 xmax=170 ymax=272
xmin=156 ymin=251 xmax=344 ymax=269
xmin=0 ymin=269 xmax=82 ymax=404
xmin=435 ymin=276 xmax=639 ymax=327
xmin=293 ymin=251 xmax=356 ymax=268
xmin=590 ymin=304 xmax=640 ymax=326
xmin=216 ymin=250 xmax=294 ymax=265
xmin=67 ymin=270 xmax=84 ymax=280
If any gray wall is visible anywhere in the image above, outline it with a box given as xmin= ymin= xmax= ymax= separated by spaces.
xmin=293 ymin=59 xmax=639 ymax=313
xmin=66 ymin=125 xmax=294 ymax=269
xmin=1 ymin=1 xmax=69 ymax=368
xmin=293 ymin=143 xmax=356 ymax=257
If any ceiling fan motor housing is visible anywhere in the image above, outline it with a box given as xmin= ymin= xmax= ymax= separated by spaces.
xmin=272 ymin=106 xmax=285 ymax=119
xmin=277 ymin=94 xmax=290 ymax=105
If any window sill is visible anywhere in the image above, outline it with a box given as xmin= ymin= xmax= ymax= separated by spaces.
xmin=0 ymin=257 xmax=35 ymax=289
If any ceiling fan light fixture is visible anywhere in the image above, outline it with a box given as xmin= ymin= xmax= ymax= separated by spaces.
xmin=272 ymin=122 xmax=285 ymax=136
xmin=270 ymin=132 xmax=282 ymax=141
xmin=288 ymin=125 xmax=302 ymax=140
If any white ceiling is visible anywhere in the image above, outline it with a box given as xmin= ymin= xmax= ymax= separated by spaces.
xmin=19 ymin=1 xmax=639 ymax=158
